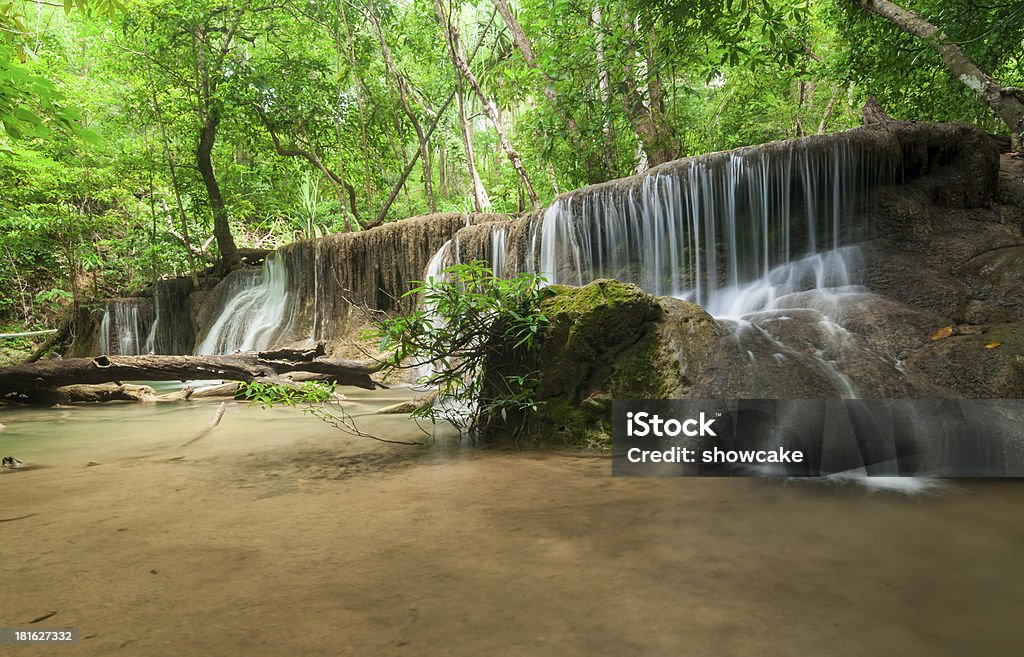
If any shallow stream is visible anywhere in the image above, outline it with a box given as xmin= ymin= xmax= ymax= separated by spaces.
xmin=2 ymin=389 xmax=1023 ymax=656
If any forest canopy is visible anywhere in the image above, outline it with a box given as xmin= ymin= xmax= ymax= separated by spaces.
xmin=1 ymin=0 xmax=1022 ymax=340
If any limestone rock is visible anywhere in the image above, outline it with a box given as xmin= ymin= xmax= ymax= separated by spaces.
xmin=903 ymin=322 xmax=1024 ymax=398
xmin=957 ymin=246 xmax=1024 ymax=320
xmin=497 ymin=279 xmax=719 ymax=449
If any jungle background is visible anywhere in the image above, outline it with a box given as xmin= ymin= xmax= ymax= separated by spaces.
xmin=1 ymin=0 xmax=1021 ymax=363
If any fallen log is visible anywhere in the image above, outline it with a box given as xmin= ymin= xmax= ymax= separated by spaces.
xmin=0 ymin=349 xmax=383 ymax=404
xmin=46 ymin=383 xmax=160 ymax=404
xmin=189 ymin=381 xmax=242 ymax=398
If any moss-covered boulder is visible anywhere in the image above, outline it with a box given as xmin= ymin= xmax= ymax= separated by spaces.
xmin=493 ymin=279 xmax=718 ymax=449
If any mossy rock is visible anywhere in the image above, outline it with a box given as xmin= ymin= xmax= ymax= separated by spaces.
xmin=495 ymin=279 xmax=718 ymax=450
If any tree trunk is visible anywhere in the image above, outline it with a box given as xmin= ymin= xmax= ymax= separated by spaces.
xmin=366 ymin=10 xmax=497 ymax=227
xmin=620 ymin=17 xmax=677 ymax=168
xmin=862 ymin=96 xmax=895 ymax=124
xmin=434 ymin=0 xmax=540 ymax=210
xmin=196 ymin=111 xmax=241 ymax=271
xmin=39 ymin=382 xmax=166 ymax=405
xmin=491 ymin=0 xmax=575 ymax=130
xmin=818 ymin=90 xmax=839 ymax=134
xmin=0 ymin=348 xmax=383 ymax=404
xmin=491 ymin=0 xmax=535 ymax=65
xmin=144 ymin=36 xmax=199 ymax=289
xmin=593 ymin=4 xmax=615 ymax=169
xmin=455 ymin=74 xmax=490 ymax=212
xmin=194 ymin=23 xmax=242 ymax=272
xmin=853 ymin=0 xmax=1024 ymax=149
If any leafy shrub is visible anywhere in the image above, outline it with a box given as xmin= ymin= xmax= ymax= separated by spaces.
xmin=375 ymin=260 xmax=548 ymax=437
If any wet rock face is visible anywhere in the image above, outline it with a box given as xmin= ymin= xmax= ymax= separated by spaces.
xmin=957 ymin=246 xmax=1024 ymax=320
xmin=903 ymin=322 xmax=1024 ymax=398
xmin=66 ymin=123 xmax=1022 ymax=424
xmin=694 ymin=294 xmax=949 ymax=400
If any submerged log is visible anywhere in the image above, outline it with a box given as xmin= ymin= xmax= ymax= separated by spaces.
xmin=0 ymin=349 xmax=383 ymax=404
xmin=376 ymin=391 xmax=438 ymax=415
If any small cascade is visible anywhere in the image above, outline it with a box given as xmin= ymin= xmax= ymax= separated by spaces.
xmin=701 ymin=245 xmax=864 ymax=318
xmin=427 ymin=137 xmax=882 ymax=322
xmin=96 ymin=299 xmax=152 ymax=355
xmin=142 ymin=279 xmax=196 ymax=355
xmin=490 ymin=225 xmax=507 ymax=277
xmin=310 ymin=239 xmax=326 ymax=346
xmin=186 ymin=213 xmax=487 ymax=357
xmin=195 ymin=255 xmax=296 ymax=355
xmin=424 ymin=239 xmax=454 ymax=286
xmin=417 ymin=240 xmax=454 ymax=383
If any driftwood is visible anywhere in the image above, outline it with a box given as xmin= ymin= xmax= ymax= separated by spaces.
xmin=180 ymin=402 xmax=227 ymax=447
xmin=376 ymin=391 xmax=438 ymax=415
xmin=42 ymin=383 xmax=161 ymax=405
xmin=187 ymin=375 xmax=353 ymax=400
xmin=0 ymin=346 xmax=383 ymax=404
xmin=189 ymin=381 xmax=242 ymax=398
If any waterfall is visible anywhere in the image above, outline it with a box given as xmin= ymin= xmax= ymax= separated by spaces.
xmin=490 ymin=226 xmax=507 ymax=277
xmin=195 ymin=255 xmax=296 ymax=355
xmin=416 ymin=240 xmax=454 ymax=382
xmin=424 ymin=239 xmax=453 ymax=286
xmin=527 ymin=138 xmax=875 ymax=316
xmin=96 ymin=300 xmax=152 ymax=355
xmin=181 ymin=213 xmax=484 ymax=357
xmin=414 ymin=135 xmax=896 ymax=399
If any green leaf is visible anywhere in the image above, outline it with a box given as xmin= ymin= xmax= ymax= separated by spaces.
xmin=79 ymin=129 xmax=102 ymax=146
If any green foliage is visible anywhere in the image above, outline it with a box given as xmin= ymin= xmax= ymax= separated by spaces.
xmin=826 ymin=0 xmax=1024 ymax=132
xmin=0 ymin=322 xmax=37 ymax=366
xmin=238 ymin=378 xmax=422 ymax=444
xmin=2 ymin=0 xmax=1020 ymax=336
xmin=294 ymin=173 xmax=328 ymax=240
xmin=375 ymin=260 xmax=548 ymax=436
xmin=238 ymin=380 xmax=337 ymax=409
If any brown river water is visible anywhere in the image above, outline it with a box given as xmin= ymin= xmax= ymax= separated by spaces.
xmin=1 ymin=387 xmax=1022 ymax=656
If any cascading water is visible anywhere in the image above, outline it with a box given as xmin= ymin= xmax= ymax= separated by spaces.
xmin=531 ymin=139 xmax=873 ymax=313
xmin=195 ymin=255 xmax=296 ymax=355
xmin=181 ymin=213 xmax=480 ymax=358
xmin=142 ymin=286 xmax=187 ymax=355
xmin=97 ymin=300 xmax=152 ymax=356
xmin=416 ymin=240 xmax=454 ymax=383
xmin=426 ymin=136 xmax=894 ymax=399
xmin=490 ymin=226 xmax=507 ymax=278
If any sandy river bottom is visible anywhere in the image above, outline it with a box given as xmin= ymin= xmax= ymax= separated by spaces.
xmin=1 ymin=388 xmax=1022 ymax=656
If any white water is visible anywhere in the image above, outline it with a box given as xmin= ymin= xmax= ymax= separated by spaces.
xmin=185 ymin=136 xmax=883 ymax=394
xmin=490 ymin=225 xmax=507 ymax=278
xmin=416 ymin=240 xmax=454 ymax=383
xmin=532 ymin=139 xmax=870 ymax=315
xmin=422 ymin=137 xmax=892 ymax=402
xmin=97 ymin=300 xmax=150 ymax=355
xmin=195 ymin=255 xmax=295 ymax=355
